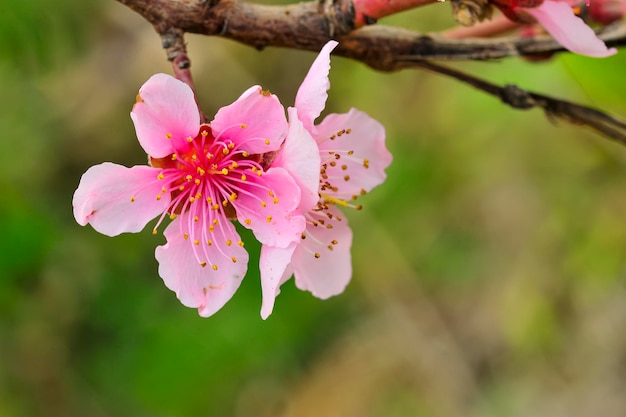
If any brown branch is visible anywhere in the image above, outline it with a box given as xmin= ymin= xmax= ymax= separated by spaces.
xmin=415 ymin=61 xmax=626 ymax=145
xmin=115 ymin=0 xmax=626 ymax=144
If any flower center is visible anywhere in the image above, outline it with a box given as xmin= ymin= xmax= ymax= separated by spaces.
xmin=147 ymin=124 xmax=264 ymax=235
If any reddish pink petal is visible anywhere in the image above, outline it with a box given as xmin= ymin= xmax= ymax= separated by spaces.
xmin=523 ymin=1 xmax=617 ymax=57
xmin=294 ymin=41 xmax=338 ymax=134
xmin=259 ymin=243 xmax=296 ymax=319
xmin=315 ymin=109 xmax=392 ymax=201
xmin=155 ymin=211 xmax=248 ymax=317
xmin=211 ymin=86 xmax=288 ymax=154
xmin=292 ymin=206 xmax=353 ymax=298
xmin=73 ymin=162 xmax=170 ymax=237
xmin=234 ymin=167 xmax=306 ymax=248
xmin=271 ymin=107 xmax=321 ymax=213
xmin=130 ymin=74 xmax=201 ymax=158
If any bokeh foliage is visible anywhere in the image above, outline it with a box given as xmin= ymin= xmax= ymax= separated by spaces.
xmin=1 ymin=1 xmax=625 ymax=416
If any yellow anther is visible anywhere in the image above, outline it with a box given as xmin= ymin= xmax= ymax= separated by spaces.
xmin=207 ymin=197 xmax=213 ymax=203
xmin=314 ymin=253 xmax=321 ymax=258
xmin=191 ymin=154 xmax=197 ymax=161
xmin=189 ymin=197 xmax=195 ymax=203
xmin=301 ymin=232 xmax=306 ymax=239
xmin=186 ymin=137 xmax=193 ymax=143
xmin=207 ymin=239 xmax=213 ymax=246
xmin=344 ymin=175 xmax=350 ymax=181
xmin=330 ymin=161 xmax=336 ymax=167
xmin=156 ymin=195 xmax=161 ymax=201
xmin=266 ymin=216 xmax=273 ymax=223
xmin=363 ymin=159 xmax=370 ymax=169
xmin=273 ymin=197 xmax=279 ymax=204
xmin=347 ymin=150 xmax=354 ymax=155
xmin=165 ymin=133 xmax=172 ymax=139
xmin=240 ymin=123 xmax=247 ymax=128
xmin=222 ymin=199 xmax=228 ymax=206
xmin=231 ymin=257 xmax=237 ymax=263
xmin=194 ymin=239 xmax=200 ymax=245
xmin=195 ymin=192 xmax=202 ymax=199
xmin=152 ymin=229 xmax=158 ymax=235
xmin=157 ymin=173 xmax=165 ymax=180
xmin=268 ymin=190 xmax=275 ymax=198
xmin=200 ymin=262 xmax=207 ymax=267
xmin=212 ymin=203 xmax=219 ymax=210
xmin=221 ymin=168 xmax=229 ymax=175
xmin=186 ymin=175 xmax=193 ymax=181
xmin=328 ymin=245 xmax=334 ymax=251
xmin=229 ymin=192 xmax=237 ymax=202
xmin=244 ymin=219 xmax=252 ymax=226
xmin=256 ymin=170 xmax=262 ymax=176
xmin=183 ymin=233 xmax=189 ymax=240
xmin=171 ymin=154 xmax=178 ymax=161
xmin=212 ymin=219 xmax=218 ymax=225
xmin=230 ymin=161 xmax=239 ymax=169
xmin=209 ymin=225 xmax=215 ymax=232
xmin=197 ymin=167 xmax=206 ymax=175
xmin=178 ymin=185 xmax=185 ymax=191
xmin=261 ymin=201 xmax=267 ymax=208
xmin=241 ymin=174 xmax=247 ymax=181
xmin=194 ymin=179 xmax=200 ymax=185
xmin=130 ymin=196 xmax=135 ymax=202
xmin=212 ymin=264 xmax=218 ymax=271
xmin=222 ymin=148 xmax=230 ymax=155
xmin=237 ymin=240 xmax=244 ymax=247
xmin=194 ymin=216 xmax=199 ymax=222
xmin=169 ymin=213 xmax=177 ymax=220
xmin=337 ymin=129 xmax=345 ymax=136
xmin=331 ymin=240 xmax=338 ymax=245
xmin=226 ymin=240 xmax=232 ymax=246
xmin=228 ymin=143 xmax=234 ymax=149
xmin=201 ymin=130 xmax=209 ymax=137
xmin=162 ymin=187 xmax=167 ymax=193
xmin=264 ymin=139 xmax=270 ymax=145
xmin=242 ymin=151 xmax=249 ymax=157
xmin=206 ymin=153 xmax=214 ymax=159
xmin=360 ymin=188 xmax=366 ymax=195
xmin=341 ymin=164 xmax=348 ymax=170
xmin=346 ymin=128 xmax=352 ymax=134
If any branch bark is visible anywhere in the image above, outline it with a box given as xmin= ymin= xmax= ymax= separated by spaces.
xmin=116 ymin=0 xmax=626 ymax=143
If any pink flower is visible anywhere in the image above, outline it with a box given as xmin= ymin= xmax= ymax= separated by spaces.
xmin=495 ymin=0 xmax=617 ymax=57
xmin=522 ymin=0 xmax=617 ymax=57
xmin=73 ymin=74 xmax=307 ymax=317
xmin=259 ymin=41 xmax=393 ymax=319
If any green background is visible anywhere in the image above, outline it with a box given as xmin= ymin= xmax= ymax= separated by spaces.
xmin=1 ymin=1 xmax=625 ymax=416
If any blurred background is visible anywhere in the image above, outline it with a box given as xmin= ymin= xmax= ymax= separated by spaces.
xmin=1 ymin=0 xmax=626 ymax=416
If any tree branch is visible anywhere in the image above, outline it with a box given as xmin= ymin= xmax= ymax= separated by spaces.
xmin=116 ymin=0 xmax=626 ymax=144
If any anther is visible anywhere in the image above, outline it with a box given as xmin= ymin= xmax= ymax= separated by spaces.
xmin=156 ymin=195 xmax=161 ymax=201
xmin=222 ymin=148 xmax=230 ymax=156
xmin=328 ymin=245 xmax=334 ymax=251
xmin=240 ymin=123 xmax=247 ymax=128
xmin=179 ymin=185 xmax=185 ymax=191
xmin=331 ymin=240 xmax=338 ymax=245
xmin=207 ymin=239 xmax=213 ymax=246
xmin=266 ymin=216 xmax=273 ymax=223
xmin=363 ymin=159 xmax=370 ymax=169
xmin=226 ymin=240 xmax=232 ymax=246
xmin=200 ymin=262 xmax=207 ymax=267
xmin=194 ymin=239 xmax=200 ymax=245
xmin=157 ymin=173 xmax=165 ymax=180
xmin=152 ymin=229 xmax=158 ymax=235
xmin=201 ymin=130 xmax=209 ymax=137
xmin=231 ymin=257 xmax=237 ymax=263
xmin=238 ymin=240 xmax=244 ymax=247
xmin=347 ymin=150 xmax=354 ymax=155
xmin=212 ymin=265 xmax=218 ymax=271
xmin=183 ymin=233 xmax=189 ymax=240
xmin=242 ymin=151 xmax=249 ymax=157
xmin=207 ymin=153 xmax=214 ymax=159
xmin=241 ymin=174 xmax=247 ymax=181
xmin=346 ymin=128 xmax=352 ymax=134
xmin=194 ymin=216 xmax=199 ymax=222
xmin=165 ymin=133 xmax=172 ymax=139
xmin=186 ymin=137 xmax=193 ymax=143
xmin=171 ymin=154 xmax=178 ymax=161
xmin=273 ymin=197 xmax=279 ymax=204
xmin=341 ymin=164 xmax=348 ymax=170
xmin=264 ymin=139 xmax=270 ymax=145
xmin=130 ymin=196 xmax=136 ymax=202
xmin=314 ymin=253 xmax=321 ymax=258
xmin=344 ymin=175 xmax=350 ymax=181
xmin=244 ymin=219 xmax=252 ymax=225
xmin=221 ymin=168 xmax=228 ymax=175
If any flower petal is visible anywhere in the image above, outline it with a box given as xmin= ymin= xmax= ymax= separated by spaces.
xmin=130 ymin=73 xmax=201 ymax=158
xmin=292 ymin=206 xmax=353 ymax=299
xmin=155 ymin=210 xmax=248 ymax=317
xmin=211 ymin=86 xmax=288 ymax=154
xmin=294 ymin=40 xmax=339 ymax=134
xmin=73 ymin=162 xmax=170 ymax=236
xmin=271 ymin=107 xmax=321 ymax=213
xmin=523 ymin=1 xmax=617 ymax=57
xmin=259 ymin=243 xmax=296 ymax=319
xmin=234 ymin=167 xmax=306 ymax=248
xmin=315 ymin=109 xmax=392 ymax=201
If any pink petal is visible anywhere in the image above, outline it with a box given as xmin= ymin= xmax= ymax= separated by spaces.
xmin=73 ymin=162 xmax=171 ymax=237
xmin=523 ymin=1 xmax=617 ymax=57
xmin=259 ymin=243 xmax=296 ymax=319
xmin=130 ymin=73 xmax=201 ymax=158
xmin=271 ymin=107 xmax=321 ymax=213
xmin=234 ymin=167 xmax=306 ymax=248
xmin=315 ymin=109 xmax=392 ymax=201
xmin=211 ymin=85 xmax=288 ymax=154
xmin=292 ymin=206 xmax=353 ymax=299
xmin=155 ymin=211 xmax=248 ymax=317
xmin=294 ymin=41 xmax=339 ymax=134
